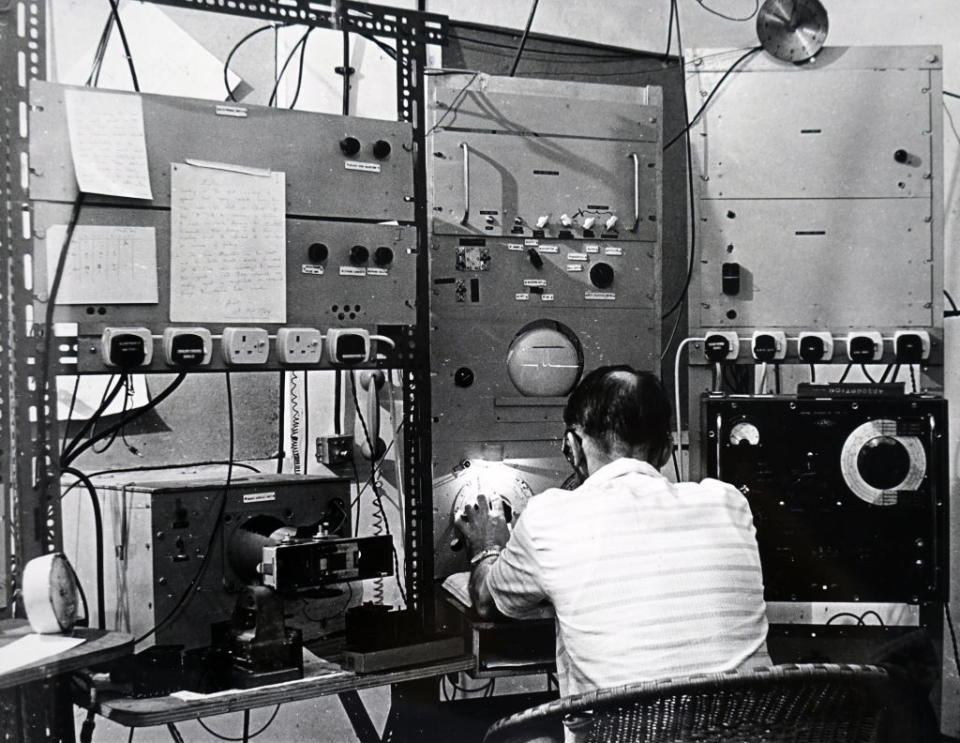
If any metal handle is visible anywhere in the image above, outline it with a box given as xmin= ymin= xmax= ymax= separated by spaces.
xmin=628 ymin=152 xmax=640 ymax=232
xmin=460 ymin=142 xmax=470 ymax=225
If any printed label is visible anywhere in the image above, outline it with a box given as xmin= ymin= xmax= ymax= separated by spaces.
xmin=566 ymin=264 xmax=584 ymax=272
xmin=215 ymin=105 xmax=248 ymax=118
xmin=524 ymin=239 xmax=539 ymax=247
xmin=507 ymin=243 xmax=524 ymax=252
xmin=585 ymin=291 xmax=616 ymax=301
xmin=344 ymin=161 xmax=382 ymax=173
xmin=541 ymin=293 xmax=555 ymax=302
xmin=340 ymin=266 xmax=367 ymax=277
xmin=567 ymin=252 xmax=588 ymax=261
xmin=367 ymin=267 xmax=389 ymax=276
xmin=604 ymin=246 xmax=624 ymax=256
xmin=523 ymin=279 xmax=547 ymax=287
xmin=585 ymin=243 xmax=600 ymax=254
xmin=243 ymin=492 xmax=276 ymax=504
xmin=515 ymin=292 xmax=530 ymax=301
xmin=539 ymin=245 xmax=559 ymax=254
xmin=301 ymin=264 xmax=325 ymax=275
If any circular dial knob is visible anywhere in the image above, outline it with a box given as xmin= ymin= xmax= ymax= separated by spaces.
xmin=372 ymin=140 xmax=392 ymax=159
xmin=373 ymin=247 xmax=394 ymax=266
xmin=349 ymin=245 xmax=369 ymax=265
xmin=590 ymin=262 xmax=615 ymax=289
xmin=339 ymin=136 xmax=361 ymax=156
xmin=307 ymin=242 xmax=328 ymax=263
xmin=856 ymin=436 xmax=912 ymax=491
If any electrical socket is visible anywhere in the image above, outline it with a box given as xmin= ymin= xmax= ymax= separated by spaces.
xmin=101 ymin=327 xmax=153 ymax=369
xmin=221 ymin=327 xmax=270 ymax=365
xmin=163 ymin=327 xmax=212 ymax=367
xmin=277 ymin=327 xmax=323 ymax=364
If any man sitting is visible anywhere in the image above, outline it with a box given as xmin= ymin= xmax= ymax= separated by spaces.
xmin=455 ymin=365 xmax=771 ymax=699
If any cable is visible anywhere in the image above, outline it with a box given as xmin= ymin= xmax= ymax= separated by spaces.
xmin=837 ymin=364 xmax=852 ymax=384
xmin=166 ymin=724 xmax=184 ymax=743
xmin=224 ymin=24 xmax=275 ymax=102
xmin=334 ymin=371 xmax=343 ymax=435
xmin=664 ymin=46 xmax=762 ymax=151
xmin=909 ymin=364 xmax=917 ymax=393
xmin=91 ymin=375 xmax=132 ymax=455
xmin=695 ymin=0 xmax=760 ymax=22
xmin=61 ymin=376 xmax=81 ymax=458
xmin=860 ymin=365 xmax=876 ymax=383
xmin=288 ymin=27 xmax=312 ymax=110
xmin=85 ymin=11 xmax=115 ymax=87
xmin=276 ymin=373 xmax=285 ymax=473
xmin=135 ymin=372 xmax=235 ymax=645
xmin=664 ymin=0 xmax=676 ymax=57
xmin=808 ymin=363 xmax=816 ymax=383
xmin=673 ymin=337 xmax=706 ymax=481
xmin=304 ymin=371 xmax=310 ymax=475
xmin=61 ymin=466 xmax=105 ymax=631
xmin=197 ymin=705 xmax=281 ymax=741
xmin=268 ymin=27 xmax=314 ymax=107
xmin=508 ymin=0 xmax=540 ymax=77
xmin=289 ymin=372 xmax=302 ymax=473
xmin=82 ymin=461 xmax=260 ymax=479
xmin=342 ymin=29 xmax=351 ymax=115
xmin=945 ymin=90 xmax=960 ymax=100
xmin=64 ymin=373 xmax=187 ymax=466
xmin=62 ymin=374 xmax=127 ymax=461
xmin=106 ymin=0 xmax=139 ymax=92
xmin=858 ymin=610 xmax=885 ymax=627
xmin=358 ymin=32 xmax=397 ymax=60
xmin=946 ymin=604 xmax=960 ymax=681
xmin=661 ymin=4 xmax=699 ymax=319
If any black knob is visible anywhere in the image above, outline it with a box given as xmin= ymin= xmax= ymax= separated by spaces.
xmin=590 ymin=262 xmax=614 ymax=289
xmin=527 ymin=248 xmax=544 ymax=269
xmin=339 ymin=137 xmax=361 ymax=156
xmin=454 ymin=367 xmax=474 ymax=388
xmin=349 ymin=245 xmax=369 ymax=265
xmin=373 ymin=247 xmax=394 ymax=266
xmin=894 ymin=149 xmax=909 ymax=163
xmin=372 ymin=140 xmax=392 ymax=160
xmin=307 ymin=242 xmax=328 ymax=263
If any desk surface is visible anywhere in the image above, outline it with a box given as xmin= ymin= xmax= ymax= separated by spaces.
xmin=96 ymin=652 xmax=475 ymax=727
xmin=0 ymin=619 xmax=134 ymax=690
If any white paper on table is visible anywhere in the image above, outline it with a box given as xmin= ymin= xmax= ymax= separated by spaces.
xmin=61 ymin=2 xmax=241 ymax=100
xmin=45 ymin=225 xmax=158 ymax=305
xmin=169 ymin=161 xmax=286 ymax=324
xmin=64 ymin=88 xmax=153 ymax=200
xmin=0 ymin=634 xmax=86 ymax=676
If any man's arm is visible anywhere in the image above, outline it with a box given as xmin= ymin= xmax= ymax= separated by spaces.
xmin=454 ymin=493 xmax=509 ymax=620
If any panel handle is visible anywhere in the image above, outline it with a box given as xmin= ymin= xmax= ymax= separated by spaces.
xmin=460 ymin=142 xmax=470 ymax=225
xmin=628 ymin=151 xmax=640 ymax=232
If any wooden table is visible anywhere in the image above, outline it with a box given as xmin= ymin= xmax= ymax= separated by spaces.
xmin=93 ymin=652 xmax=476 ymax=742
xmin=0 ymin=619 xmax=135 ymax=743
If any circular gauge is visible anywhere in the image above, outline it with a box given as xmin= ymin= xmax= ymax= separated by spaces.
xmin=756 ymin=0 xmax=829 ymax=63
xmin=506 ymin=320 xmax=584 ymax=397
xmin=451 ymin=462 xmax=534 ymax=527
xmin=729 ymin=420 xmax=760 ymax=446
xmin=840 ymin=419 xmax=926 ymax=506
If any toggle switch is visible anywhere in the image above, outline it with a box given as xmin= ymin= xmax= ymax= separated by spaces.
xmin=582 ymin=217 xmax=596 ymax=231
xmin=527 ymin=248 xmax=544 ymax=269
xmin=536 ymin=215 xmax=550 ymax=229
xmin=721 ymin=262 xmax=741 ymax=296
xmin=560 ymin=214 xmax=573 ymax=227
xmin=604 ymin=215 xmax=619 ymax=231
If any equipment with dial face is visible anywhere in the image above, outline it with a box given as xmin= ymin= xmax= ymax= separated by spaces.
xmin=756 ymin=0 xmax=829 ymax=63
xmin=702 ymin=395 xmax=947 ymax=603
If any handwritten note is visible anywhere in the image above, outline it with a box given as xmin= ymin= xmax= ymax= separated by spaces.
xmin=170 ymin=162 xmax=286 ymax=323
xmin=46 ymin=225 xmax=158 ymax=305
xmin=64 ymin=89 xmax=153 ymax=200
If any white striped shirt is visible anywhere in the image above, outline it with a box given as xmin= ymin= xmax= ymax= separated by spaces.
xmin=487 ymin=458 xmax=771 ymax=697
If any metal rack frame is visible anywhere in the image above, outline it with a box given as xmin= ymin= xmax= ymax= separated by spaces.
xmin=0 ymin=0 xmax=446 ymax=630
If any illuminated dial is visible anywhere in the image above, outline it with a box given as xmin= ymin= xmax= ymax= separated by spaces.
xmin=756 ymin=0 xmax=828 ymax=63
xmin=729 ymin=421 xmax=760 ymax=446
xmin=840 ymin=419 xmax=926 ymax=506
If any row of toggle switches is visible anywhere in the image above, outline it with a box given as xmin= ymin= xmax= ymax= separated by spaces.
xmin=704 ymin=330 xmax=932 ymax=364
xmin=100 ymin=327 xmax=395 ymax=369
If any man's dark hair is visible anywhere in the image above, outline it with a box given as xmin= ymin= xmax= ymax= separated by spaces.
xmin=563 ymin=365 xmax=672 ymax=461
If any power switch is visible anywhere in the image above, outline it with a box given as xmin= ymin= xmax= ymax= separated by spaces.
xmin=846 ymin=332 xmax=883 ymax=362
xmin=798 ymin=332 xmax=834 ymax=362
xmin=894 ymin=330 xmax=930 ymax=362
xmin=751 ymin=331 xmax=786 ymax=361
xmin=527 ymin=248 xmax=544 ymax=269
xmin=102 ymin=327 xmax=153 ymax=369
xmin=721 ymin=263 xmax=741 ymax=296
xmin=704 ymin=331 xmax=739 ymax=362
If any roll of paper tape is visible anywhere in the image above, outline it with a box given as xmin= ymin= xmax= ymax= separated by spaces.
xmin=22 ymin=553 xmax=81 ymax=634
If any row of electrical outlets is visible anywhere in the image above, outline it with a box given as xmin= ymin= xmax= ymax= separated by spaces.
xmin=703 ymin=330 xmax=932 ymax=364
xmin=100 ymin=327 xmax=395 ymax=369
